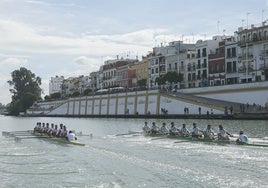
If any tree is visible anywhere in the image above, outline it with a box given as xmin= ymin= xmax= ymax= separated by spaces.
xmin=137 ymin=78 xmax=147 ymax=88
xmin=165 ymin=71 xmax=182 ymax=83
xmin=7 ymin=67 xmax=42 ymax=115
xmin=155 ymin=75 xmax=166 ymax=85
xmin=83 ymin=88 xmax=92 ymax=95
xmin=44 ymin=92 xmax=61 ymax=100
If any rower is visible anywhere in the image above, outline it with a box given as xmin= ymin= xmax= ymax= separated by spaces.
xmin=191 ymin=123 xmax=203 ymax=138
xmin=180 ymin=124 xmax=190 ymax=137
xmin=56 ymin=123 xmax=64 ymax=137
xmin=47 ymin=123 xmax=54 ymax=136
xmin=43 ymin=123 xmax=50 ymax=134
xmin=67 ymin=131 xmax=77 ymax=141
xmin=203 ymin=124 xmax=215 ymax=139
xmin=150 ymin=122 xmax=159 ymax=134
xmin=236 ymin=131 xmax=248 ymax=144
xmin=169 ymin=122 xmax=179 ymax=136
xmin=142 ymin=122 xmax=150 ymax=133
xmin=40 ymin=123 xmax=46 ymax=133
xmin=160 ymin=122 xmax=169 ymax=135
xmin=60 ymin=125 xmax=68 ymax=138
xmin=34 ymin=122 xmax=41 ymax=133
xmin=52 ymin=124 xmax=58 ymax=136
xmin=217 ymin=125 xmax=232 ymax=140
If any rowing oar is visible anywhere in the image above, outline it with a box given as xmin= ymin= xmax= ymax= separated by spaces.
xmin=174 ymin=140 xmax=191 ymax=143
xmin=116 ymin=131 xmax=142 ymax=136
xmin=14 ymin=136 xmax=51 ymax=142
xmin=151 ymin=137 xmax=167 ymax=140
xmin=2 ymin=131 xmax=31 ymax=136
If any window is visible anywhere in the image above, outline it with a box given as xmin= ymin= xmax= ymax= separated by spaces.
xmin=227 ymin=48 xmax=231 ymax=58
xmin=188 ymin=73 xmax=191 ymax=81
xmin=156 ymin=68 xmax=158 ymax=73
xmin=151 ymin=69 xmax=154 ymax=74
xmin=233 ymin=61 xmax=237 ymax=72
xmin=227 ymin=62 xmax=232 ymax=73
xmin=203 ymin=59 xmax=207 ymax=68
xmin=202 ymin=48 xmax=207 ymax=57
xmin=175 ymin=63 xmax=178 ymax=70
xmin=231 ymin=47 xmax=236 ymax=57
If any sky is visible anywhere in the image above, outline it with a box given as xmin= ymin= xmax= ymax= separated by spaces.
xmin=0 ymin=0 xmax=268 ymax=105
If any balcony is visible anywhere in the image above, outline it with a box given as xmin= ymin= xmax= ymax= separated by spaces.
xmin=261 ymin=50 xmax=268 ymax=57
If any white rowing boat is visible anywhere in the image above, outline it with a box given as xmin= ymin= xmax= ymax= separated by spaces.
xmin=143 ymin=131 xmax=268 ymax=148
xmin=30 ymin=131 xmax=86 ymax=146
xmin=2 ymin=130 xmax=85 ymax=146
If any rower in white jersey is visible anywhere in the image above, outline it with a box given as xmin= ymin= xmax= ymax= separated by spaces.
xmin=52 ymin=124 xmax=58 ymax=136
xmin=160 ymin=122 xmax=169 ymax=135
xmin=142 ymin=122 xmax=150 ymax=133
xmin=169 ymin=122 xmax=179 ymax=136
xmin=203 ymin=124 xmax=215 ymax=139
xmin=67 ymin=131 xmax=77 ymax=141
xmin=150 ymin=122 xmax=159 ymax=134
xmin=47 ymin=123 xmax=54 ymax=136
xmin=191 ymin=123 xmax=203 ymax=138
xmin=180 ymin=124 xmax=190 ymax=136
xmin=60 ymin=125 xmax=68 ymax=138
xmin=236 ymin=131 xmax=248 ymax=144
xmin=34 ymin=122 xmax=41 ymax=133
xmin=217 ymin=124 xmax=233 ymax=140
xmin=56 ymin=123 xmax=64 ymax=137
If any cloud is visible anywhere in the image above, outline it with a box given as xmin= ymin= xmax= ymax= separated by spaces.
xmin=0 ymin=57 xmax=28 ymax=66
xmin=0 ymin=19 xmax=173 ymax=57
xmin=72 ymin=56 xmax=101 ymax=71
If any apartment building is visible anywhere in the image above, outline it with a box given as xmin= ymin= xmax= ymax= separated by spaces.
xmin=195 ymin=36 xmax=225 ymax=87
xmin=49 ymin=76 xmax=64 ymax=95
xmin=225 ymin=36 xmax=240 ymax=85
xmin=236 ymin=22 xmax=268 ymax=82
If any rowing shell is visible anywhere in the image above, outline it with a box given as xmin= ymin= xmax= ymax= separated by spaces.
xmin=143 ymin=132 xmax=268 ymax=148
xmin=30 ymin=131 xmax=85 ymax=146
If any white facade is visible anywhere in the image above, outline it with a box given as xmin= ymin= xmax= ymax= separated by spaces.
xmin=195 ymin=36 xmax=226 ymax=87
xmin=225 ymin=36 xmax=240 ymax=84
xmin=236 ymin=22 xmax=268 ymax=82
xmin=49 ymin=76 xmax=64 ymax=95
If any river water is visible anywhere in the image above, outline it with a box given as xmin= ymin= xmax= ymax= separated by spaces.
xmin=0 ymin=115 xmax=268 ymax=188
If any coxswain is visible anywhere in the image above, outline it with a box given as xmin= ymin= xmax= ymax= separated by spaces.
xmin=150 ymin=122 xmax=159 ymax=134
xmin=236 ymin=131 xmax=248 ymax=144
xmin=203 ymin=124 xmax=215 ymax=140
xmin=191 ymin=123 xmax=203 ymax=138
xmin=67 ymin=131 xmax=77 ymax=141
xmin=160 ymin=122 xmax=169 ymax=135
xmin=217 ymin=125 xmax=232 ymax=140
xmin=180 ymin=124 xmax=190 ymax=137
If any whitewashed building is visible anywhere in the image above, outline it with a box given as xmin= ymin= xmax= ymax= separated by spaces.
xmin=195 ymin=36 xmax=225 ymax=87
xmin=236 ymin=22 xmax=268 ymax=82
xmin=49 ymin=76 xmax=64 ymax=95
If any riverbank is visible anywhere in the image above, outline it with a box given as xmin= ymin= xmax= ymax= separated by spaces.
xmin=22 ymin=112 xmax=268 ymax=120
